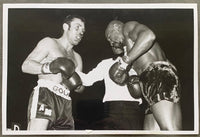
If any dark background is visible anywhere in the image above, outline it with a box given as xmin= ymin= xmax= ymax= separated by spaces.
xmin=7 ymin=8 xmax=194 ymax=130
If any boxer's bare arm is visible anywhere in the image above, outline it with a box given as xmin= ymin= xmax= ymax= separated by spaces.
xmin=21 ymin=37 xmax=53 ymax=74
xmin=73 ymin=51 xmax=83 ymax=71
xmin=123 ymin=22 xmax=156 ymax=64
xmin=73 ymin=51 xmax=85 ymax=93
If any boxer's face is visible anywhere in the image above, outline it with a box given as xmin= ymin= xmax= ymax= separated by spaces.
xmin=107 ymin=32 xmax=124 ymax=55
xmin=67 ymin=18 xmax=85 ymax=45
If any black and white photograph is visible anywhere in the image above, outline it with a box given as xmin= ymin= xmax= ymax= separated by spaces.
xmin=2 ymin=3 xmax=199 ymax=135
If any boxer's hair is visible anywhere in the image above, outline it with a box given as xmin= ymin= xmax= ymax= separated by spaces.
xmin=63 ymin=15 xmax=85 ymax=28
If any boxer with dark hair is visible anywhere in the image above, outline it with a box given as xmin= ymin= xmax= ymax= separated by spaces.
xmin=105 ymin=20 xmax=182 ymax=130
xmin=21 ymin=15 xmax=85 ymax=130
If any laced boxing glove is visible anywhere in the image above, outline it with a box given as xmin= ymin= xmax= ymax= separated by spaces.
xmin=109 ymin=57 xmax=129 ymax=85
xmin=127 ymin=75 xmax=142 ymax=99
xmin=62 ymin=72 xmax=83 ymax=91
xmin=41 ymin=57 xmax=75 ymax=78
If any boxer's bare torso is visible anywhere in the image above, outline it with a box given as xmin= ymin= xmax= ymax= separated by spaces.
xmin=123 ymin=21 xmax=167 ymax=74
xmin=131 ymin=42 xmax=167 ymax=75
xmin=22 ymin=37 xmax=82 ymax=84
xmin=39 ymin=38 xmax=82 ymax=83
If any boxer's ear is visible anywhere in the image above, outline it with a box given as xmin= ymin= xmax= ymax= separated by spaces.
xmin=63 ymin=23 xmax=69 ymax=31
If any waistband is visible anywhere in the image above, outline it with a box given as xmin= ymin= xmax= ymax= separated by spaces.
xmin=35 ymin=79 xmax=71 ymax=100
xmin=144 ymin=61 xmax=177 ymax=72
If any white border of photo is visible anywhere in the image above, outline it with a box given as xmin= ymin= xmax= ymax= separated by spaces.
xmin=2 ymin=3 xmax=199 ymax=135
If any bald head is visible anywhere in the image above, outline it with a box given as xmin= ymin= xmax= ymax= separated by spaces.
xmin=105 ymin=20 xmax=124 ymax=39
xmin=105 ymin=20 xmax=125 ymax=55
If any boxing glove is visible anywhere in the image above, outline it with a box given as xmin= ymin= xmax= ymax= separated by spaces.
xmin=41 ymin=57 xmax=75 ymax=78
xmin=127 ymin=75 xmax=142 ymax=99
xmin=62 ymin=72 xmax=83 ymax=91
xmin=109 ymin=57 xmax=129 ymax=85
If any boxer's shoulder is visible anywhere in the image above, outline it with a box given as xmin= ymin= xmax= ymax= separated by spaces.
xmin=36 ymin=37 xmax=57 ymax=49
xmin=40 ymin=37 xmax=55 ymax=43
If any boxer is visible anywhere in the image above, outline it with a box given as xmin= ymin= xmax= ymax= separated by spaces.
xmin=22 ymin=15 xmax=85 ymax=130
xmin=106 ymin=20 xmax=182 ymax=130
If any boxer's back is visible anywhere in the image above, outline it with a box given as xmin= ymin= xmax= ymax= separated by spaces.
xmin=132 ymin=42 xmax=167 ymax=74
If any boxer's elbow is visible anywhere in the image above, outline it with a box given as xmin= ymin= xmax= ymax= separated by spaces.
xmin=21 ymin=61 xmax=28 ymax=73
xmin=21 ymin=60 xmax=32 ymax=73
xmin=145 ymin=29 xmax=156 ymax=42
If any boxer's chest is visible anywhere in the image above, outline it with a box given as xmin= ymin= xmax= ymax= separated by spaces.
xmin=43 ymin=46 xmax=78 ymax=67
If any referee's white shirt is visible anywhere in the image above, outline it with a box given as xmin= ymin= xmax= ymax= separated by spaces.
xmin=77 ymin=58 xmax=142 ymax=104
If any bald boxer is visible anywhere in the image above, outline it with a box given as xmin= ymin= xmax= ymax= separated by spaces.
xmin=21 ymin=15 xmax=85 ymax=130
xmin=105 ymin=20 xmax=182 ymax=130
